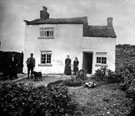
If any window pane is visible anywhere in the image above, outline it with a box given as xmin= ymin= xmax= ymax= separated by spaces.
xmin=41 ymin=51 xmax=52 ymax=64
xmin=50 ymin=31 xmax=53 ymax=37
xmin=47 ymin=54 xmax=51 ymax=63
xmin=102 ymin=57 xmax=107 ymax=64
xmin=40 ymin=27 xmax=54 ymax=38
xmin=41 ymin=54 xmax=46 ymax=64
xmin=97 ymin=57 xmax=101 ymax=63
xmin=47 ymin=31 xmax=49 ymax=36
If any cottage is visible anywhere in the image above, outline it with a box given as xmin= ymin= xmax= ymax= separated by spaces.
xmin=23 ymin=6 xmax=116 ymax=74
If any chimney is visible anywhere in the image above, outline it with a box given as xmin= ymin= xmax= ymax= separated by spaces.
xmin=107 ymin=17 xmax=113 ymax=26
xmin=40 ymin=6 xmax=49 ymax=20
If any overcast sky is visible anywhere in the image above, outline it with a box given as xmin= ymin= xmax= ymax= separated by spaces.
xmin=0 ymin=0 xmax=135 ymax=52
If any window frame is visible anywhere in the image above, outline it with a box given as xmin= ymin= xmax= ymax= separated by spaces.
xmin=39 ymin=50 xmax=52 ymax=66
xmin=39 ymin=27 xmax=54 ymax=39
xmin=96 ymin=52 xmax=107 ymax=66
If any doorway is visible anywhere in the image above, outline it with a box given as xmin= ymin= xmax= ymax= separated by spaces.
xmin=83 ymin=52 xmax=93 ymax=74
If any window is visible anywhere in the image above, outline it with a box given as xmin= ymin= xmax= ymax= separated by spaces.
xmin=96 ymin=52 xmax=107 ymax=65
xmin=39 ymin=27 xmax=54 ymax=39
xmin=40 ymin=51 xmax=52 ymax=65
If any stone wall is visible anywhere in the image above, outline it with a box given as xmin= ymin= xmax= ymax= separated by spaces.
xmin=116 ymin=44 xmax=135 ymax=72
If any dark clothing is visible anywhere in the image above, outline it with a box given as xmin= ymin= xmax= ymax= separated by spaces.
xmin=64 ymin=58 xmax=71 ymax=75
xmin=9 ymin=56 xmax=18 ymax=80
xmin=26 ymin=57 xmax=35 ymax=78
xmin=73 ymin=60 xmax=79 ymax=75
xmin=27 ymin=65 xmax=34 ymax=79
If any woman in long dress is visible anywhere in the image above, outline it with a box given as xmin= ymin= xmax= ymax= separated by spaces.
xmin=64 ymin=55 xmax=71 ymax=75
xmin=73 ymin=57 xmax=79 ymax=75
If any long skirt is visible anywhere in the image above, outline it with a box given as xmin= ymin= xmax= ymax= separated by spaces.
xmin=64 ymin=65 xmax=71 ymax=75
xmin=73 ymin=66 xmax=78 ymax=75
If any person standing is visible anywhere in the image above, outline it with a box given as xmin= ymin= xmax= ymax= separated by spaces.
xmin=9 ymin=54 xmax=18 ymax=80
xmin=64 ymin=55 xmax=71 ymax=75
xmin=26 ymin=53 xmax=35 ymax=79
xmin=73 ymin=57 xmax=79 ymax=75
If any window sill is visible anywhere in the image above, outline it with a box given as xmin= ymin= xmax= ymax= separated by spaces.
xmin=95 ymin=64 xmax=108 ymax=67
xmin=38 ymin=37 xmax=54 ymax=39
xmin=38 ymin=64 xmax=52 ymax=67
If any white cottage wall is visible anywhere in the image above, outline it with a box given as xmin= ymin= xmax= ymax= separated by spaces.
xmin=83 ymin=37 xmax=116 ymax=73
xmin=23 ymin=24 xmax=84 ymax=74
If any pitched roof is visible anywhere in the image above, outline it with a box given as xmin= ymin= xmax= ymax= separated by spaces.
xmin=83 ymin=25 xmax=116 ymax=38
xmin=24 ymin=17 xmax=88 ymax=25
xmin=24 ymin=17 xmax=116 ymax=38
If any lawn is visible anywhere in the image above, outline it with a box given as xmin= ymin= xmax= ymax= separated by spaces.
xmin=15 ymin=75 xmax=134 ymax=116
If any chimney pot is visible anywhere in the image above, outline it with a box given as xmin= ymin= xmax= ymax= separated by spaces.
xmin=43 ymin=6 xmax=47 ymax=11
xmin=107 ymin=17 xmax=113 ymax=26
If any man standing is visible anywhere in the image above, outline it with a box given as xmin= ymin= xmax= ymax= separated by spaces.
xmin=26 ymin=53 xmax=35 ymax=79
xmin=64 ymin=55 xmax=71 ymax=75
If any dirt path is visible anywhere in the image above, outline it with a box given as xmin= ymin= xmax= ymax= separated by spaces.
xmin=16 ymin=74 xmax=71 ymax=87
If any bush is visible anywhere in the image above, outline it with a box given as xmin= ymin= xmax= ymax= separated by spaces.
xmin=94 ymin=67 xmax=106 ymax=81
xmin=105 ymin=70 xmax=122 ymax=83
xmin=126 ymin=87 xmax=135 ymax=102
xmin=76 ymin=69 xmax=87 ymax=80
xmin=118 ymin=64 xmax=135 ymax=103
xmin=0 ymin=82 xmax=77 ymax=116
xmin=64 ymin=78 xmax=84 ymax=87
xmin=94 ymin=67 xmax=122 ymax=84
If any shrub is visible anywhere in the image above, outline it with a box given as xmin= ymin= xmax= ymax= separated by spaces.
xmin=94 ymin=67 xmax=121 ymax=84
xmin=126 ymin=86 xmax=135 ymax=102
xmin=118 ymin=64 xmax=135 ymax=103
xmin=119 ymin=65 xmax=135 ymax=91
xmin=105 ymin=70 xmax=122 ymax=83
xmin=94 ymin=67 xmax=106 ymax=81
xmin=64 ymin=78 xmax=84 ymax=87
xmin=76 ymin=69 xmax=87 ymax=80
xmin=0 ymin=82 xmax=77 ymax=116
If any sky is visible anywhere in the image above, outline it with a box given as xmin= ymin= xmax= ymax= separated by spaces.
xmin=0 ymin=0 xmax=135 ymax=52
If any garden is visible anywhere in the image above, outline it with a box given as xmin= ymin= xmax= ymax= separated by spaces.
xmin=0 ymin=65 xmax=135 ymax=116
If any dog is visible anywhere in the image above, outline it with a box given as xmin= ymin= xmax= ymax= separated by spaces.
xmin=33 ymin=71 xmax=42 ymax=81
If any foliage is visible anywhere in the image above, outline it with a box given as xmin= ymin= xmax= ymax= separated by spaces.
xmin=94 ymin=67 xmax=122 ymax=83
xmin=76 ymin=69 xmax=87 ymax=80
xmin=118 ymin=64 xmax=135 ymax=102
xmin=0 ymin=82 xmax=77 ymax=116
xmin=94 ymin=67 xmax=106 ymax=81
xmin=64 ymin=78 xmax=84 ymax=87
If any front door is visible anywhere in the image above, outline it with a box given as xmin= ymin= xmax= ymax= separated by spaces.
xmin=83 ymin=52 xmax=93 ymax=74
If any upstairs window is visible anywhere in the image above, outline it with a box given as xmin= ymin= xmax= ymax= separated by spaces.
xmin=39 ymin=27 xmax=54 ymax=39
xmin=96 ymin=52 xmax=107 ymax=66
xmin=40 ymin=51 xmax=52 ymax=65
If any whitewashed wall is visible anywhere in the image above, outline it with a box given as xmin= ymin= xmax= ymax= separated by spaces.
xmin=83 ymin=37 xmax=116 ymax=73
xmin=24 ymin=23 xmax=116 ymax=74
xmin=23 ymin=24 xmax=83 ymax=74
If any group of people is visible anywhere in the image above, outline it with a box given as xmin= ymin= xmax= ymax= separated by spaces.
xmin=64 ymin=55 xmax=79 ymax=75
xmin=26 ymin=54 xmax=79 ymax=78
xmin=26 ymin=54 xmax=79 ymax=79
xmin=5 ymin=53 xmax=79 ymax=80
xmin=4 ymin=53 xmax=79 ymax=80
